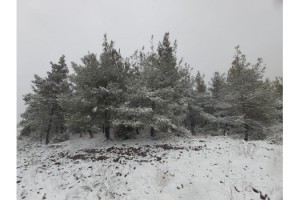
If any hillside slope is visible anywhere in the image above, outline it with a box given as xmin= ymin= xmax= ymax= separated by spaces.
xmin=17 ymin=134 xmax=282 ymax=200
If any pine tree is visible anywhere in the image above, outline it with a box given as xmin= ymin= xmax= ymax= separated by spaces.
xmin=155 ymin=32 xmax=179 ymax=89
xmin=224 ymin=46 xmax=277 ymax=140
xmin=64 ymin=35 xmax=127 ymax=140
xmin=273 ymin=76 xmax=283 ymax=99
xmin=140 ymin=33 xmax=184 ymax=136
xmin=110 ymin=53 xmax=152 ymax=139
xmin=271 ymin=76 xmax=283 ymax=122
xmin=195 ymin=71 xmax=206 ymax=94
xmin=20 ymin=88 xmax=49 ymax=140
xmin=209 ymin=72 xmax=226 ymax=99
xmin=21 ymin=56 xmax=70 ymax=144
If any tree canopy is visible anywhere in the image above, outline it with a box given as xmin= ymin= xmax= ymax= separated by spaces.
xmin=21 ymin=34 xmax=282 ymax=143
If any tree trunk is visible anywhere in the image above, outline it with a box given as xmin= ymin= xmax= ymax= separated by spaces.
xmin=241 ymin=98 xmax=248 ymax=141
xmin=150 ymin=127 xmax=155 ymax=137
xmin=190 ymin=119 xmax=195 ymax=135
xmin=188 ymin=103 xmax=195 ymax=135
xmin=150 ymin=101 xmax=156 ymax=137
xmin=60 ymin=126 xmax=64 ymax=134
xmin=39 ymin=119 xmax=44 ymax=142
xmin=88 ymin=129 xmax=94 ymax=138
xmin=105 ymin=126 xmax=111 ymax=140
xmin=104 ymin=108 xmax=111 ymax=140
xmin=136 ymin=127 xmax=139 ymax=135
xmin=55 ymin=126 xmax=59 ymax=138
xmin=244 ymin=123 xmax=249 ymax=141
xmin=244 ymin=132 xmax=248 ymax=141
xmin=45 ymin=108 xmax=54 ymax=145
xmin=40 ymin=129 xmax=44 ymax=142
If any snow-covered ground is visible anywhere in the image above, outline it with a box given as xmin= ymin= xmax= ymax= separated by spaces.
xmin=17 ymin=133 xmax=282 ymax=200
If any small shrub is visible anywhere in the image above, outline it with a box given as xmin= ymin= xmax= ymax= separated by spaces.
xmin=52 ymin=132 xmax=70 ymax=143
xmin=114 ymin=125 xmax=136 ymax=140
xmin=174 ymin=127 xmax=192 ymax=137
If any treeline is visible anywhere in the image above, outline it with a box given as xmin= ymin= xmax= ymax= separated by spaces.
xmin=20 ymin=33 xmax=283 ymax=144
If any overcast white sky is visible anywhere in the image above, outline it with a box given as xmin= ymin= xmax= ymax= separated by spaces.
xmin=17 ymin=0 xmax=282 ymax=122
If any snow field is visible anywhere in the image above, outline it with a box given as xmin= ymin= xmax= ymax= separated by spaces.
xmin=17 ymin=134 xmax=282 ymax=200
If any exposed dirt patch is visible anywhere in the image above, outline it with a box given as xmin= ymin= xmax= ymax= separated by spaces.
xmin=155 ymin=144 xmax=185 ymax=150
xmin=67 ymin=154 xmax=89 ymax=160
xmin=94 ymin=155 xmax=109 ymax=161
xmin=62 ymin=144 xmax=205 ymax=165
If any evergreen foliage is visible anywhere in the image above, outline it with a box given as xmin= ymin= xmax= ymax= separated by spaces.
xmin=21 ymin=35 xmax=282 ymax=142
xmin=21 ymin=56 xmax=70 ymax=144
xmin=209 ymin=72 xmax=226 ymax=99
xmin=195 ymin=71 xmax=206 ymax=94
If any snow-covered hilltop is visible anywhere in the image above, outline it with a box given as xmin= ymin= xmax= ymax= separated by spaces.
xmin=18 ymin=33 xmax=283 ymax=200
xmin=17 ymin=133 xmax=282 ymax=200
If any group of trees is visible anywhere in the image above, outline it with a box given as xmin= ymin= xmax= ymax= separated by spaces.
xmin=20 ymin=33 xmax=283 ymax=144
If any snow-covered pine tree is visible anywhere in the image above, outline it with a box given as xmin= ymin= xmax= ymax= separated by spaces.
xmin=139 ymin=33 xmax=185 ymax=136
xmin=21 ymin=56 xmax=71 ymax=144
xmin=184 ymin=81 xmax=220 ymax=135
xmin=20 ymin=89 xmax=49 ymax=140
xmin=60 ymin=53 xmax=103 ymax=138
xmin=195 ymin=71 xmax=207 ymax=94
xmin=223 ymin=46 xmax=277 ymax=140
xmin=64 ymin=35 xmax=128 ymax=140
xmin=273 ymin=76 xmax=283 ymax=99
xmin=112 ymin=84 xmax=154 ymax=139
xmin=272 ymin=76 xmax=283 ymax=122
xmin=99 ymin=35 xmax=128 ymax=139
xmin=110 ymin=52 xmax=151 ymax=139
xmin=209 ymin=72 xmax=226 ymax=99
